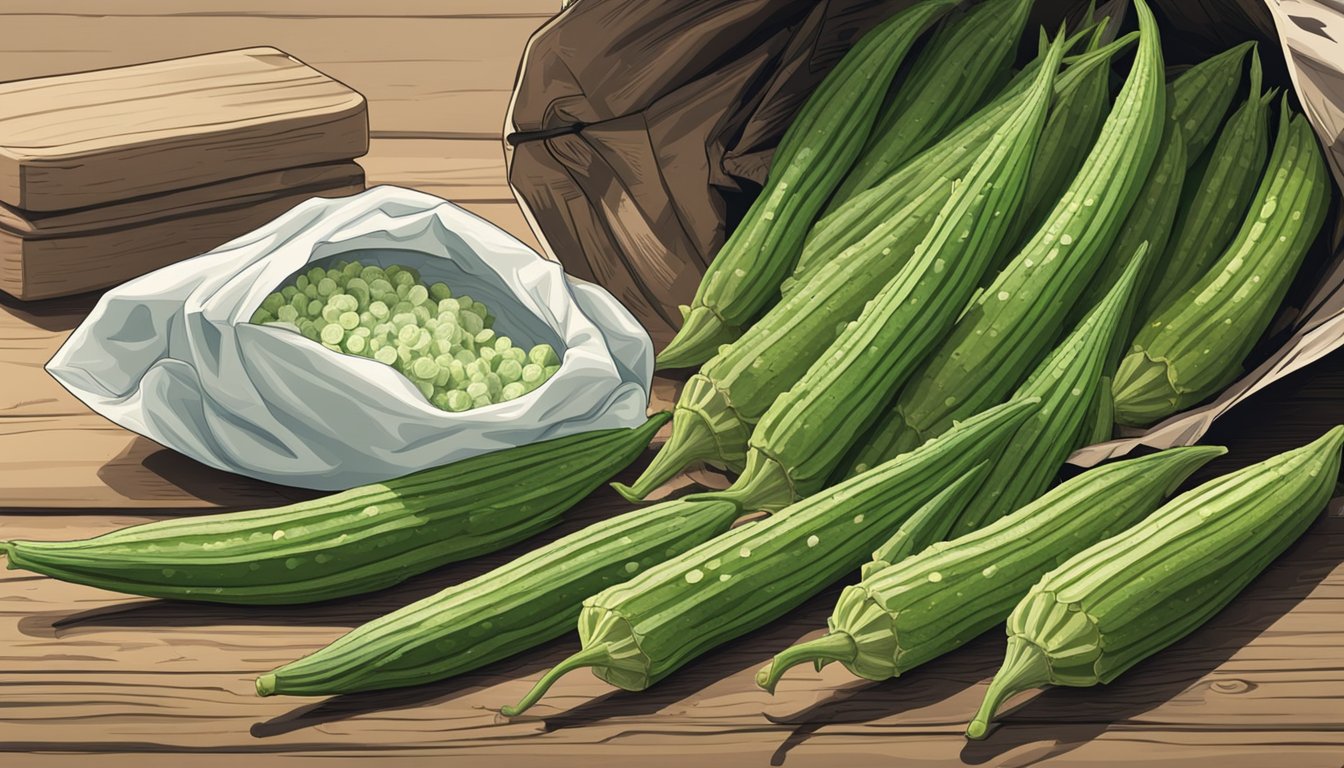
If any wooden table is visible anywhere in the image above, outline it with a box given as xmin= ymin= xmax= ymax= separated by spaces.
xmin=3 ymin=3 xmax=1343 ymax=766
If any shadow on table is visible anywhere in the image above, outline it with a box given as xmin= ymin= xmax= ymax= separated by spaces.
xmin=764 ymin=635 xmax=998 ymax=766
xmin=249 ymin=634 xmax=578 ymax=738
xmin=0 ymin=288 xmax=102 ymax=333
xmin=957 ymin=510 xmax=1343 ymax=767
xmin=94 ymin=437 xmax=321 ymax=510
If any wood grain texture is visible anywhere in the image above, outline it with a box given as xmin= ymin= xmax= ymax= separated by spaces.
xmin=1 ymin=178 xmax=367 ymax=300
xmin=0 ymin=48 xmax=368 ymax=211
xmin=0 ymin=14 xmax=548 ymax=140
xmin=2 ymin=3 xmax=1343 ymax=764
xmin=0 ymin=489 xmax=1339 ymax=765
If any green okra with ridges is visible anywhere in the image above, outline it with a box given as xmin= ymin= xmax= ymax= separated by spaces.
xmin=1114 ymin=100 xmax=1330 ymax=427
xmin=717 ymin=35 xmax=1065 ymax=514
xmin=967 ymin=426 xmax=1344 ymax=740
xmin=1082 ymin=375 xmax=1115 ymax=445
xmin=790 ymin=30 xmax=1137 ymax=295
xmin=257 ymin=492 xmax=744 ymax=696
xmin=756 ymin=444 xmax=1224 ymax=693
xmin=950 ymin=243 xmax=1147 ymax=536
xmin=1169 ymin=42 xmax=1253 ymax=165
xmin=615 ymin=179 xmax=956 ymax=501
xmin=655 ymin=0 xmax=955 ymax=370
xmin=2 ymin=415 xmax=669 ymax=605
xmin=861 ymin=464 xmax=990 ymax=580
xmin=1146 ymin=48 xmax=1273 ymax=317
xmin=826 ymin=0 xmax=1032 ymax=212
xmin=838 ymin=0 xmax=1166 ymax=478
xmin=998 ymin=21 xmax=1115 ymax=258
xmin=502 ymin=398 xmax=1040 ymax=715
xmin=1070 ymin=106 xmax=1186 ymax=344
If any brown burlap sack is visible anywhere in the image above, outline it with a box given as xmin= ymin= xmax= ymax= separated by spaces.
xmin=503 ymin=0 xmax=1344 ymax=463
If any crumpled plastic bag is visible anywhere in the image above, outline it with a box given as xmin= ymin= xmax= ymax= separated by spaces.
xmin=46 ymin=185 xmax=654 ymax=491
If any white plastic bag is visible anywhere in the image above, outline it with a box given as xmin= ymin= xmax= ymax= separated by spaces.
xmin=47 ymin=186 xmax=654 ymax=491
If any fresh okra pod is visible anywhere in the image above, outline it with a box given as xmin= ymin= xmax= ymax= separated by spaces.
xmin=1146 ymin=48 xmax=1273 ymax=317
xmin=1115 ymin=100 xmax=1329 ymax=426
xmin=950 ymin=243 xmax=1147 ymax=536
xmin=502 ymin=398 xmax=1039 ymax=716
xmin=1070 ymin=108 xmax=1186 ymax=345
xmin=3 ymin=415 xmax=669 ymax=605
xmin=758 ymin=444 xmax=1223 ymax=692
xmin=1168 ymin=41 xmax=1253 ymax=165
xmin=968 ymin=426 xmax=1344 ymax=739
xmin=997 ymin=20 xmax=1115 ymax=259
xmin=826 ymin=0 xmax=1031 ymax=211
xmin=655 ymin=0 xmax=955 ymax=369
xmin=841 ymin=0 xmax=1167 ymax=477
xmin=257 ymin=492 xmax=744 ymax=696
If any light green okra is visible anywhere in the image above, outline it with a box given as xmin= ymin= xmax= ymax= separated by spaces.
xmin=968 ymin=426 xmax=1344 ymax=740
xmin=756 ymin=444 xmax=1223 ymax=691
xmin=1114 ymin=100 xmax=1329 ymax=426
xmin=839 ymin=0 xmax=1167 ymax=478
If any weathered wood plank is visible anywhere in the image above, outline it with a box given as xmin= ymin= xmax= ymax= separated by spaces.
xmin=3 ymin=178 xmax=367 ymax=300
xmin=0 ymin=504 xmax=1339 ymax=762
xmin=0 ymin=47 xmax=367 ymax=211
xmin=360 ymin=138 xmax=514 ymax=202
xmin=0 ymin=16 xmax=546 ymax=138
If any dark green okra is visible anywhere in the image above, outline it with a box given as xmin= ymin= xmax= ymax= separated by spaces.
xmin=826 ymin=0 xmax=1031 ymax=211
xmin=950 ymin=243 xmax=1147 ymax=536
xmin=861 ymin=463 xmax=989 ymax=580
xmin=502 ymin=398 xmax=1039 ymax=715
xmin=718 ymin=36 xmax=1065 ymax=515
xmin=3 ymin=415 xmax=669 ymax=605
xmin=614 ymin=179 xmax=954 ymax=501
xmin=791 ymin=30 xmax=1137 ymax=294
xmin=1146 ymin=48 xmax=1273 ymax=317
xmin=997 ymin=20 xmax=1115 ymax=258
xmin=968 ymin=426 xmax=1344 ymax=739
xmin=257 ymin=492 xmax=743 ymax=696
xmin=838 ymin=0 xmax=1166 ymax=477
xmin=756 ymin=445 xmax=1224 ymax=691
xmin=1070 ymin=105 xmax=1186 ymax=346
xmin=1169 ymin=41 xmax=1253 ymax=165
xmin=655 ymin=0 xmax=955 ymax=369
xmin=1114 ymin=101 xmax=1330 ymax=426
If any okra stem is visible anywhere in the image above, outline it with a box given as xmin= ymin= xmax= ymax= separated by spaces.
xmin=612 ymin=401 xmax=731 ymax=501
xmin=755 ymin=632 xmax=858 ymax=694
xmin=503 ymin=642 xmax=617 ymax=717
xmin=965 ymin=637 xmax=1051 ymax=740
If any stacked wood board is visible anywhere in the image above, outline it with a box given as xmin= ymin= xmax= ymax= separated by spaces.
xmin=0 ymin=47 xmax=369 ymax=299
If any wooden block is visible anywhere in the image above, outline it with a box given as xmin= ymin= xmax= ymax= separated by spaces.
xmin=0 ymin=47 xmax=368 ymax=211
xmin=0 ymin=164 xmax=366 ymax=300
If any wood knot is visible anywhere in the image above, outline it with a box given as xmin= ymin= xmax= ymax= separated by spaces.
xmin=1211 ymin=679 xmax=1254 ymax=695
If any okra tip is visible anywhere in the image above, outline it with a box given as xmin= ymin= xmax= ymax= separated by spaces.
xmin=655 ymin=307 xmax=740 ymax=370
xmin=501 ymin=642 xmax=616 ymax=718
xmin=966 ymin=637 xmax=1051 ymax=740
xmin=254 ymin=673 xmax=277 ymax=697
xmin=756 ymin=632 xmax=858 ymax=694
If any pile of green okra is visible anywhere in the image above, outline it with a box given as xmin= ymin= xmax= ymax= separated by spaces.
xmin=3 ymin=0 xmax=1339 ymax=740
